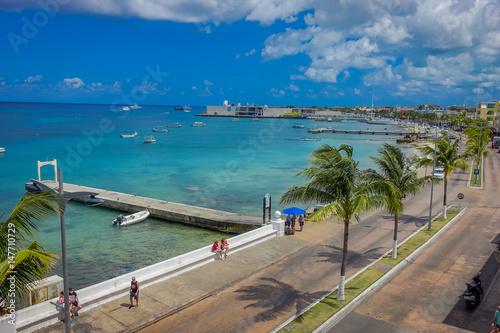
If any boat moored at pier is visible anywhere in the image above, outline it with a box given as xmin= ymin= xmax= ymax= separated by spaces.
xmin=112 ymin=210 xmax=150 ymax=226
xmin=120 ymin=130 xmax=137 ymax=138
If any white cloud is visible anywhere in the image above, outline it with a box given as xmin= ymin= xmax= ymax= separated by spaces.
xmin=235 ymin=53 xmax=241 ymax=59
xmin=199 ymin=86 xmax=213 ymax=96
xmin=63 ymin=77 xmax=85 ymax=88
xmin=192 ymin=86 xmax=197 ymax=90
xmin=354 ymin=88 xmax=360 ymax=95
xmin=245 ymin=49 xmax=256 ymax=57
xmin=204 ymin=79 xmax=213 ymax=86
xmin=270 ymin=88 xmax=285 ymax=97
xmin=25 ymin=75 xmax=42 ymax=83
xmin=287 ymin=84 xmax=300 ymax=91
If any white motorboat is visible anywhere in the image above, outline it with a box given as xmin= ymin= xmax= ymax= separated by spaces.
xmin=231 ymin=118 xmax=240 ymax=122
xmin=251 ymin=118 xmax=260 ymax=121
xmin=144 ymin=136 xmax=156 ymax=143
xmin=112 ymin=210 xmax=150 ymax=226
xmin=167 ymin=122 xmax=182 ymax=128
xmin=152 ymin=126 xmax=169 ymax=132
xmin=192 ymin=122 xmax=205 ymax=127
xmin=122 ymin=106 xmax=131 ymax=111
xmin=0 ymin=147 xmax=5 ymax=153
xmin=130 ymin=103 xmax=143 ymax=109
xmin=120 ymin=130 xmax=137 ymax=138
xmin=292 ymin=123 xmax=305 ymax=128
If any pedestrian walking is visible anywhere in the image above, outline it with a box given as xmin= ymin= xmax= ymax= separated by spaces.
xmin=129 ymin=277 xmax=139 ymax=309
xmin=492 ymin=305 xmax=500 ymax=333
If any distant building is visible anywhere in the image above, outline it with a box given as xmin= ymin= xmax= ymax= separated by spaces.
xmin=395 ymin=106 xmax=416 ymax=112
xmin=206 ymin=101 xmax=322 ymax=117
xmin=476 ymin=101 xmax=499 ymax=127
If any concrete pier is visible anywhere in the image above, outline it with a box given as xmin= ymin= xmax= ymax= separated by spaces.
xmin=307 ymin=128 xmax=423 ymax=136
xmin=30 ymin=181 xmax=261 ymax=233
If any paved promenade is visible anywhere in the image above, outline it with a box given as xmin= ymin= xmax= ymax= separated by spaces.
xmin=34 ymin=147 xmax=498 ymax=333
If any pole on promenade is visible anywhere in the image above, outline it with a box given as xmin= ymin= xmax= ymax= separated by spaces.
xmin=428 ymin=129 xmax=448 ymax=231
xmin=59 ymin=169 xmax=71 ymax=333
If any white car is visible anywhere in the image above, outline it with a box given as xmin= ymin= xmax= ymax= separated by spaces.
xmin=433 ymin=167 xmax=445 ymax=180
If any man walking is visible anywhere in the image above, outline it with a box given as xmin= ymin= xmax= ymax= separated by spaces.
xmin=129 ymin=277 xmax=139 ymax=309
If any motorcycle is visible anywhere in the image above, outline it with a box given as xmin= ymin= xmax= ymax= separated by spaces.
xmin=463 ymin=272 xmax=483 ymax=309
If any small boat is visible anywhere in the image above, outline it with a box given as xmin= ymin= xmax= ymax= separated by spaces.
xmin=164 ymin=112 xmax=170 ymax=114
xmin=144 ymin=136 xmax=156 ymax=143
xmin=0 ymin=147 xmax=5 ymax=153
xmin=122 ymin=106 xmax=131 ymax=111
xmin=192 ymin=122 xmax=205 ymax=127
xmin=152 ymin=126 xmax=169 ymax=132
xmin=112 ymin=210 xmax=150 ymax=226
xmin=231 ymin=118 xmax=240 ymax=122
xmin=175 ymin=106 xmax=192 ymax=112
xmin=167 ymin=122 xmax=182 ymax=128
xmin=292 ymin=123 xmax=305 ymax=128
xmin=130 ymin=103 xmax=143 ymax=109
xmin=120 ymin=130 xmax=137 ymax=138
xmin=251 ymin=118 xmax=260 ymax=121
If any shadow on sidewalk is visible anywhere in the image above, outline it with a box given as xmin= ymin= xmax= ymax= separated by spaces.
xmin=235 ymin=277 xmax=327 ymax=322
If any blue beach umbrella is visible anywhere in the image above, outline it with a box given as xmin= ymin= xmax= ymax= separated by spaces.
xmin=283 ymin=207 xmax=305 ymax=216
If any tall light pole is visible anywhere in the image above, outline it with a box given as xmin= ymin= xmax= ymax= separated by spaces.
xmin=428 ymin=129 xmax=448 ymax=231
xmin=56 ymin=169 xmax=105 ymax=332
xmin=471 ymin=122 xmax=488 ymax=184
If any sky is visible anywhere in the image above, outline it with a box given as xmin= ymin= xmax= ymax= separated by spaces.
xmin=0 ymin=0 xmax=499 ymax=107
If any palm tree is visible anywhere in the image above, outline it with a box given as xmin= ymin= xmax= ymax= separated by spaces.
xmin=365 ymin=144 xmax=426 ymax=259
xmin=419 ymin=138 xmax=469 ymax=219
xmin=464 ymin=120 xmax=492 ymax=166
xmin=0 ymin=191 xmax=59 ymax=314
xmin=280 ymin=144 xmax=383 ymax=300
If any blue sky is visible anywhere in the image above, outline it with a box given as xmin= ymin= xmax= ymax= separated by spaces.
xmin=0 ymin=0 xmax=499 ymax=107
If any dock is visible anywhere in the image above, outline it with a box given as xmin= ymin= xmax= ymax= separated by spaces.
xmin=307 ymin=128 xmax=423 ymax=136
xmin=29 ymin=181 xmax=262 ymax=233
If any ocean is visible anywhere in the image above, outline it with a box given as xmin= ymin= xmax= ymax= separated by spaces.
xmin=0 ymin=102 xmax=413 ymax=288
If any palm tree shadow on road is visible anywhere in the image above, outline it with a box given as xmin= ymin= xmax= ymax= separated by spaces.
xmin=235 ymin=277 xmax=327 ymax=322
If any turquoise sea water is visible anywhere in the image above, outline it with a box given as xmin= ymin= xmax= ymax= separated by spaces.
xmin=0 ymin=102 xmax=413 ymax=289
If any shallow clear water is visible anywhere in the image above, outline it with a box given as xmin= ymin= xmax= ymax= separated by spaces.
xmin=0 ymin=102 xmax=414 ymax=288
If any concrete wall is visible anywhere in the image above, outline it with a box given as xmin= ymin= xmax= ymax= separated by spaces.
xmin=9 ymin=224 xmax=278 ymax=333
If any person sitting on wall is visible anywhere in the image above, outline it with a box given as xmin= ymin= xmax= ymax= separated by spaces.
xmin=212 ymin=239 xmax=224 ymax=260
xmin=221 ymin=238 xmax=229 ymax=258
xmin=68 ymin=288 xmax=82 ymax=316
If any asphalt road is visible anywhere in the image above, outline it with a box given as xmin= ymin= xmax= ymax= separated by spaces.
xmin=328 ymin=147 xmax=500 ymax=333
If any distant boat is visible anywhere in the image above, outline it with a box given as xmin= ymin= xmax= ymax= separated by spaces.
xmin=164 ymin=112 xmax=170 ymax=114
xmin=112 ymin=210 xmax=150 ymax=226
xmin=292 ymin=123 xmax=305 ymax=128
xmin=130 ymin=103 xmax=143 ymax=109
xmin=251 ymin=118 xmax=260 ymax=121
xmin=122 ymin=106 xmax=131 ymax=111
xmin=192 ymin=122 xmax=205 ymax=127
xmin=120 ymin=130 xmax=137 ymax=138
xmin=175 ymin=106 xmax=192 ymax=111
xmin=152 ymin=126 xmax=169 ymax=133
xmin=0 ymin=147 xmax=5 ymax=153
xmin=167 ymin=122 xmax=182 ymax=128
xmin=231 ymin=118 xmax=240 ymax=122
xmin=144 ymin=136 xmax=156 ymax=143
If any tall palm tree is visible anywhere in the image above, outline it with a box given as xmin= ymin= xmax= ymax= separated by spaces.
xmin=280 ymin=144 xmax=383 ymax=300
xmin=464 ymin=120 xmax=492 ymax=165
xmin=365 ymin=144 xmax=426 ymax=259
xmin=419 ymin=138 xmax=469 ymax=219
xmin=0 ymin=191 xmax=59 ymax=314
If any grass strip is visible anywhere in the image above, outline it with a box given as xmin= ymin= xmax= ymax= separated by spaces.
xmin=470 ymin=159 xmax=482 ymax=187
xmin=379 ymin=208 xmax=460 ymax=266
xmin=278 ymin=207 xmax=462 ymax=332
xmin=278 ymin=268 xmax=384 ymax=333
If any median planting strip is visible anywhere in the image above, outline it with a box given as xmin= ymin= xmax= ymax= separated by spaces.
xmin=274 ymin=207 xmax=464 ymax=333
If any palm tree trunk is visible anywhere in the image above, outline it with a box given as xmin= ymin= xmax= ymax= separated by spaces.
xmin=337 ymin=217 xmax=349 ymax=301
xmin=392 ymin=215 xmax=398 ymax=259
xmin=442 ymin=179 xmax=448 ymax=219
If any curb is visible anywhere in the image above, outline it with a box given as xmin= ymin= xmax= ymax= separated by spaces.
xmin=271 ymin=206 xmax=469 ymax=333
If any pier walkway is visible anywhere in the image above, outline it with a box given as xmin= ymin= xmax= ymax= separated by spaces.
xmin=307 ymin=127 xmax=422 ymax=136
xmin=31 ymin=180 xmax=261 ymax=233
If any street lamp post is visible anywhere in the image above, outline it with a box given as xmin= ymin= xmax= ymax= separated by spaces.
xmin=428 ymin=129 xmax=448 ymax=231
xmin=56 ymin=169 xmax=104 ymax=332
